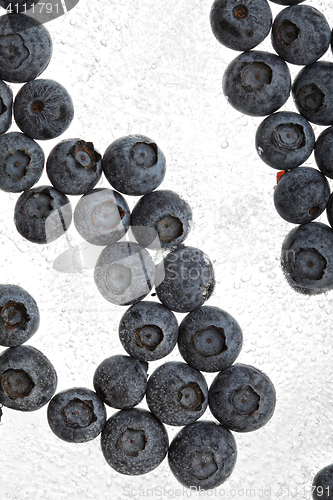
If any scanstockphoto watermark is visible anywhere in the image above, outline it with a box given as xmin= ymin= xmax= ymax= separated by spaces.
xmin=2 ymin=0 xmax=80 ymax=24
xmin=122 ymin=485 xmax=273 ymax=498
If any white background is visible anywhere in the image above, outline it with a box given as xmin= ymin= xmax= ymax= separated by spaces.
xmin=1 ymin=0 xmax=333 ymax=498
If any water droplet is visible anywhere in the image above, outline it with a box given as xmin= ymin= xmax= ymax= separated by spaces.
xmin=100 ymin=39 xmax=107 ymax=47
xmin=221 ymin=141 xmax=228 ymax=149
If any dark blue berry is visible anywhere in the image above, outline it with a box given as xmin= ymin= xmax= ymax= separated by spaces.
xmin=0 ymin=14 xmax=52 ymax=83
xmin=314 ymin=126 xmax=333 ymax=179
xmin=94 ymin=242 xmax=156 ymax=306
xmin=0 ymin=79 xmax=12 ymax=135
xmin=0 ymin=345 xmax=57 ymax=411
xmin=102 ymin=134 xmax=166 ymax=196
xmin=255 ymin=111 xmax=315 ymax=170
xmin=118 ymin=301 xmax=178 ymax=362
xmin=269 ymin=0 xmax=305 ymax=4
xmin=93 ymin=355 xmax=148 ymax=409
xmin=14 ymin=184 xmax=72 ymax=244
xmin=281 ymin=222 xmax=333 ymax=295
xmin=168 ymin=420 xmax=237 ymax=490
xmin=146 ymin=361 xmax=208 ymax=426
xmin=223 ymin=50 xmax=291 ymax=117
xmin=209 ymin=363 xmax=276 ymax=432
xmin=101 ymin=408 xmax=168 ymax=475
xmin=292 ymin=62 xmax=333 ymax=126
xmin=0 ymin=285 xmax=39 ymax=347
xmin=178 ymin=306 xmax=243 ymax=372
xmin=74 ymin=187 xmax=131 ymax=246
xmin=131 ymin=189 xmax=192 ymax=249
xmin=14 ymin=79 xmax=74 ymax=140
xmin=0 ymin=132 xmax=44 ymax=193
xmin=274 ymin=167 xmax=330 ymax=224
xmin=46 ymin=139 xmax=102 ymax=195
xmin=155 ymin=245 xmax=215 ymax=313
xmin=271 ymin=5 xmax=330 ymax=66
xmin=210 ymin=0 xmax=272 ymax=52
xmin=312 ymin=464 xmax=333 ymax=500
xmin=47 ymin=387 xmax=106 ymax=443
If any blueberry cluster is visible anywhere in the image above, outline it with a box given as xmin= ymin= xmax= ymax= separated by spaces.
xmin=211 ymin=0 xmax=333 ymax=296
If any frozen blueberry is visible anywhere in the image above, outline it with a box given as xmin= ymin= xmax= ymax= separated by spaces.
xmin=314 ymin=126 xmax=333 ymax=179
xmin=14 ymin=79 xmax=74 ymax=140
xmin=271 ymin=5 xmax=330 ymax=66
xmin=209 ymin=363 xmax=276 ymax=432
xmin=178 ymin=306 xmax=243 ymax=372
xmin=0 ymin=14 xmax=52 ymax=83
xmin=74 ymin=188 xmax=130 ymax=246
xmin=0 ymin=79 xmax=12 ymax=135
xmin=93 ymin=355 xmax=148 ymax=409
xmin=312 ymin=464 xmax=333 ymax=500
xmin=14 ymin=184 xmax=72 ymax=244
xmin=210 ymin=0 xmax=272 ymax=52
xmin=168 ymin=420 xmax=237 ymax=490
xmin=102 ymin=134 xmax=166 ymax=196
xmin=47 ymin=387 xmax=106 ymax=443
xmin=146 ymin=361 xmax=208 ymax=426
xmin=46 ymin=139 xmax=102 ymax=196
xmin=101 ymin=408 xmax=168 ymax=475
xmin=155 ymin=245 xmax=215 ymax=313
xmin=255 ymin=112 xmax=315 ymax=171
xmin=0 ymin=345 xmax=57 ymax=411
xmin=0 ymin=132 xmax=44 ymax=193
xmin=131 ymin=190 xmax=192 ymax=249
xmin=293 ymin=62 xmax=333 ymax=126
xmin=274 ymin=167 xmax=330 ymax=224
xmin=0 ymin=285 xmax=39 ymax=347
xmin=118 ymin=301 xmax=178 ymax=362
xmin=281 ymin=222 xmax=333 ymax=295
xmin=223 ymin=50 xmax=291 ymax=117
xmin=94 ymin=241 xmax=156 ymax=306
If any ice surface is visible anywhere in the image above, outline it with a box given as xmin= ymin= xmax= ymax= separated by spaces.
xmin=1 ymin=0 xmax=333 ymax=498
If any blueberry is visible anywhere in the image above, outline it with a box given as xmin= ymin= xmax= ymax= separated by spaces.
xmin=102 ymin=134 xmax=166 ymax=196
xmin=0 ymin=14 xmax=52 ymax=83
xmin=93 ymin=355 xmax=148 ymax=409
xmin=274 ymin=167 xmax=330 ymax=224
xmin=0 ymin=132 xmax=44 ymax=193
xmin=155 ymin=245 xmax=215 ymax=313
xmin=131 ymin=190 xmax=192 ymax=249
xmin=292 ymin=62 xmax=333 ymax=126
xmin=0 ymin=79 xmax=12 ymax=135
xmin=47 ymin=387 xmax=106 ymax=443
xmin=74 ymin=188 xmax=130 ymax=246
xmin=118 ymin=301 xmax=178 ymax=362
xmin=101 ymin=408 xmax=168 ymax=475
xmin=46 ymin=139 xmax=102 ymax=196
xmin=271 ymin=5 xmax=330 ymax=66
xmin=209 ymin=363 xmax=276 ymax=432
xmin=0 ymin=284 xmax=39 ymax=347
xmin=255 ymin=112 xmax=315 ymax=171
xmin=314 ymin=126 xmax=333 ymax=179
xmin=14 ymin=79 xmax=74 ymax=140
xmin=210 ymin=0 xmax=272 ymax=52
xmin=14 ymin=184 xmax=72 ymax=244
xmin=223 ymin=50 xmax=291 ymax=117
xmin=312 ymin=464 xmax=333 ymax=500
xmin=0 ymin=345 xmax=57 ymax=411
xmin=281 ymin=222 xmax=333 ymax=295
xmin=94 ymin=241 xmax=156 ymax=306
xmin=146 ymin=361 xmax=208 ymax=426
xmin=168 ymin=420 xmax=237 ymax=490
xmin=178 ymin=306 xmax=243 ymax=372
